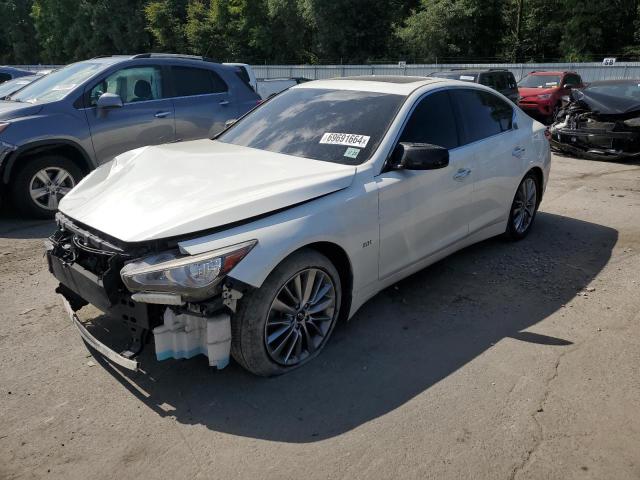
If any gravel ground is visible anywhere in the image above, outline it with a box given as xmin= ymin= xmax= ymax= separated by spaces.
xmin=1 ymin=153 xmax=639 ymax=480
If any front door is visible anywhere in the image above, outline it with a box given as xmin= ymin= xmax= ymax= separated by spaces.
xmin=85 ymin=65 xmax=175 ymax=164
xmin=377 ymin=90 xmax=474 ymax=279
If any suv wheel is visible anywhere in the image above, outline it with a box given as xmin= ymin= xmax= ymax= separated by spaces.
xmin=231 ymin=248 xmax=342 ymax=376
xmin=11 ymin=155 xmax=83 ymax=219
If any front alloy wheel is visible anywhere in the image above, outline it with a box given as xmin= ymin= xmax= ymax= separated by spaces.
xmin=29 ymin=166 xmax=76 ymax=211
xmin=231 ymin=249 xmax=342 ymax=376
xmin=265 ymin=268 xmax=337 ymax=366
xmin=11 ymin=155 xmax=83 ymax=218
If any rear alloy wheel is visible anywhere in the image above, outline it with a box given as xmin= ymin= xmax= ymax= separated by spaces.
xmin=506 ymin=173 xmax=539 ymax=240
xmin=231 ymin=249 xmax=342 ymax=376
xmin=10 ymin=155 xmax=83 ymax=218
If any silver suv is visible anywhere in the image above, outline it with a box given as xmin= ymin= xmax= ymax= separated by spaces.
xmin=0 ymin=54 xmax=261 ymax=217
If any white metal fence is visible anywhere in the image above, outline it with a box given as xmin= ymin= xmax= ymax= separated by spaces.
xmin=13 ymin=62 xmax=640 ymax=82
xmin=252 ymin=63 xmax=640 ymax=82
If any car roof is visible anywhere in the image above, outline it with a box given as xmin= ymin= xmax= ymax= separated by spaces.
xmin=295 ymin=76 xmax=443 ymax=95
xmin=434 ymin=69 xmax=511 ymax=75
xmin=528 ymin=71 xmax=575 ymax=76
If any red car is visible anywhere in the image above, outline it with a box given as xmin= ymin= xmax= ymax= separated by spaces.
xmin=518 ymin=71 xmax=584 ymax=121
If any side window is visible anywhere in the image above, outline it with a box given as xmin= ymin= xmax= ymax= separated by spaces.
xmin=89 ymin=66 xmax=164 ymax=106
xmin=172 ymin=66 xmax=228 ymax=97
xmin=0 ymin=73 xmax=11 ymax=84
xmin=399 ymin=90 xmax=458 ymax=149
xmin=451 ymin=89 xmax=513 ymax=144
xmin=564 ymin=74 xmax=580 ymax=87
xmin=507 ymin=73 xmax=517 ymax=89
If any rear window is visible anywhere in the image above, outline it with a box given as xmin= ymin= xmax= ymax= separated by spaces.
xmin=172 ymin=66 xmax=227 ymax=96
xmin=233 ymin=66 xmax=252 ymax=88
xmin=431 ymin=72 xmax=477 ymax=82
xmin=0 ymin=73 xmax=11 ymax=84
xmin=218 ymin=88 xmax=405 ymax=165
xmin=451 ymin=89 xmax=513 ymax=144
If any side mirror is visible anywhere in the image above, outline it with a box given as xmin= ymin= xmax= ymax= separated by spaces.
xmin=562 ymin=84 xmax=572 ymax=89
xmin=97 ymin=92 xmax=123 ymax=109
xmin=391 ymin=142 xmax=449 ymax=171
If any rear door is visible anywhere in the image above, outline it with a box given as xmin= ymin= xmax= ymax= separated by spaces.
xmin=450 ymin=88 xmax=522 ymax=234
xmin=85 ymin=65 xmax=175 ymax=164
xmin=377 ymin=90 xmax=474 ymax=279
xmin=169 ymin=65 xmax=233 ymax=140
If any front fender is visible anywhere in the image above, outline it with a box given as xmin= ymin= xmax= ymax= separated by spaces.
xmin=177 ymin=180 xmax=380 ymax=296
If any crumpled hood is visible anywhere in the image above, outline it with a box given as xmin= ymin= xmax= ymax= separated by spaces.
xmin=59 ymin=140 xmax=356 ymax=242
xmin=518 ymin=87 xmax=557 ymax=100
xmin=0 ymin=101 xmax=43 ymax=120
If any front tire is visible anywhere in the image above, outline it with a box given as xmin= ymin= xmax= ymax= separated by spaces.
xmin=506 ymin=172 xmax=539 ymax=240
xmin=231 ymin=248 xmax=342 ymax=377
xmin=10 ymin=155 xmax=83 ymax=219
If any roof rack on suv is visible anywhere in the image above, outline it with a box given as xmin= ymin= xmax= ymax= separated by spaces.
xmin=131 ymin=53 xmax=217 ymax=62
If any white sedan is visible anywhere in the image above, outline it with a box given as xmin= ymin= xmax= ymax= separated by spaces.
xmin=46 ymin=75 xmax=550 ymax=376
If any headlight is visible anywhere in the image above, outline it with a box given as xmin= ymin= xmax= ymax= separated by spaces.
xmin=120 ymin=240 xmax=256 ymax=301
xmin=0 ymin=122 xmax=10 ymax=135
xmin=537 ymin=94 xmax=552 ymax=100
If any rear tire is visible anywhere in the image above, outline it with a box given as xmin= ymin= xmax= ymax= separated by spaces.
xmin=506 ymin=172 xmax=540 ymax=241
xmin=231 ymin=248 xmax=342 ymax=377
xmin=10 ymin=155 xmax=83 ymax=219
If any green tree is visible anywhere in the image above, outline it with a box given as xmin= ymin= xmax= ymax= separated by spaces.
xmin=501 ymin=0 xmax=565 ymax=62
xmin=303 ymin=0 xmax=399 ymax=62
xmin=0 ymin=0 xmax=39 ymax=64
xmin=397 ymin=0 xmax=505 ymax=62
xmin=266 ymin=0 xmax=313 ymax=63
xmin=145 ymin=0 xmax=189 ymax=52
xmin=184 ymin=0 xmax=271 ymax=62
xmin=32 ymin=0 xmax=150 ymax=63
xmin=560 ymin=0 xmax=637 ymax=60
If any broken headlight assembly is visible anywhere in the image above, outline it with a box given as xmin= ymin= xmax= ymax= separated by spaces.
xmin=120 ymin=240 xmax=257 ymax=301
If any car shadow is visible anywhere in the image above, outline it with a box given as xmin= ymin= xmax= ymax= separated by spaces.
xmin=0 ymin=209 xmax=54 ymax=240
xmin=84 ymin=212 xmax=616 ymax=443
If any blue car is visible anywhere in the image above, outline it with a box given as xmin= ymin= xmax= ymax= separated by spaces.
xmin=0 ymin=54 xmax=261 ymax=217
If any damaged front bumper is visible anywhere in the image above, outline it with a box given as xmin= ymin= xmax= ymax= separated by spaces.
xmin=46 ymin=217 xmax=236 ymax=371
xmin=549 ymin=126 xmax=640 ymax=160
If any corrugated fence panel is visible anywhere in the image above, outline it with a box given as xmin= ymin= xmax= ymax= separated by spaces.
xmin=14 ymin=62 xmax=640 ymax=82
xmin=253 ymin=63 xmax=640 ymax=82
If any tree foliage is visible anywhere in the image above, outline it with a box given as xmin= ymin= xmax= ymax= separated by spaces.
xmin=4 ymin=0 xmax=640 ymax=64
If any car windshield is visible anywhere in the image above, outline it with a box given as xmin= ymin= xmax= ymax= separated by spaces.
xmin=10 ymin=62 xmax=104 ymax=104
xmin=217 ymin=87 xmax=405 ymax=165
xmin=0 ymin=76 xmax=39 ymax=98
xmin=518 ymin=75 xmax=561 ymax=88
xmin=584 ymin=82 xmax=640 ymax=98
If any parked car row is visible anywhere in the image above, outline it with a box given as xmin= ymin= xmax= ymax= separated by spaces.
xmin=428 ymin=68 xmax=585 ymax=124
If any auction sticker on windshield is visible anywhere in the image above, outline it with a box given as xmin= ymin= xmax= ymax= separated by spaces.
xmin=320 ymin=132 xmax=370 ymax=148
